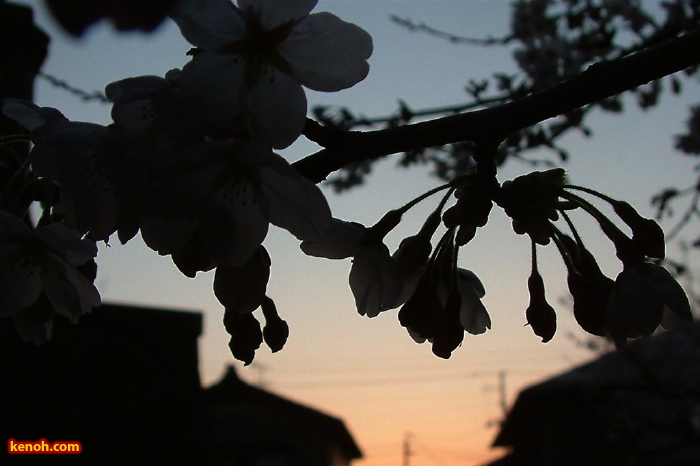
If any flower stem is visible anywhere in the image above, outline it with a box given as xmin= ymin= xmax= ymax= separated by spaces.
xmin=559 ymin=190 xmax=621 ymax=237
xmin=563 ymin=184 xmax=616 ymax=204
xmin=397 ymin=183 xmax=452 ymax=215
xmin=559 ymin=190 xmax=641 ymax=265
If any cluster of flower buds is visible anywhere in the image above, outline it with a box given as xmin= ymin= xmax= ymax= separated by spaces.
xmin=492 ymin=168 xmax=692 ymax=347
xmin=303 ymin=178 xmax=492 ymax=359
xmin=0 ymin=0 xmax=373 ymax=363
xmin=307 ymin=165 xmax=692 ymax=358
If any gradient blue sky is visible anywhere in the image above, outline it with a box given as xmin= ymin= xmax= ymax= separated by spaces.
xmin=15 ymin=1 xmax=700 ymax=465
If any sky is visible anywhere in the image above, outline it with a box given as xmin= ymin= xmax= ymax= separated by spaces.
xmin=11 ymin=1 xmax=700 ymax=465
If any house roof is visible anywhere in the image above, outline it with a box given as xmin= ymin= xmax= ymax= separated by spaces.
xmin=490 ymin=322 xmax=700 ymax=463
xmin=205 ymin=365 xmax=363 ymax=460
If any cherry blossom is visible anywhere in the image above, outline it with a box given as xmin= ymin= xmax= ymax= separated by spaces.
xmin=349 ymin=241 xmax=402 ymax=317
xmin=170 ymin=0 xmax=373 ymax=148
xmin=0 ymin=211 xmax=100 ymax=341
xmin=142 ymin=140 xmax=331 ymax=274
xmin=399 ymin=264 xmax=490 ymax=358
xmin=2 ymin=99 xmax=130 ymax=242
xmin=106 ymin=72 xmax=203 ymax=159
xmin=301 ymin=213 xmax=404 ymax=317
xmin=391 ymin=209 xmax=442 ymax=307
xmin=607 ymin=262 xmax=692 ymax=347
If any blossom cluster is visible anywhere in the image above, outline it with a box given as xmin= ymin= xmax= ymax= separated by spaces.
xmin=492 ymin=168 xmax=692 ymax=347
xmin=301 ymin=196 xmax=492 ymax=359
xmin=0 ymin=0 xmax=693 ymax=364
xmin=0 ymin=0 xmax=372 ymax=362
xmin=303 ymin=163 xmax=692 ymax=356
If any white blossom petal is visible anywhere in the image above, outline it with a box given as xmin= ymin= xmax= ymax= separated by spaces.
xmin=349 ymin=242 xmax=402 ymax=317
xmin=456 ymin=271 xmax=491 ymax=335
xmin=239 ymin=0 xmax=317 ymax=29
xmin=202 ymin=192 xmax=270 ymax=267
xmin=41 ymin=254 xmax=100 ymax=324
xmin=29 ymin=122 xmax=122 ymax=241
xmin=140 ymin=216 xmax=198 ymax=256
xmin=171 ymin=0 xmax=372 ymax=146
xmin=648 ymin=264 xmax=692 ymax=323
xmin=105 ymin=75 xmax=168 ymax=103
xmin=170 ymin=0 xmax=245 ymax=48
xmin=258 ymin=153 xmax=331 ymax=240
xmin=280 ymin=12 xmax=372 ymax=92
xmin=0 ymin=244 xmax=42 ymax=317
xmin=458 ymin=268 xmax=486 ymax=298
xmin=11 ymin=305 xmax=53 ymax=344
xmin=300 ymin=219 xmax=365 ymax=259
xmin=106 ymin=76 xmax=171 ymax=138
xmin=1 ymin=98 xmax=67 ymax=133
xmin=245 ymin=70 xmax=307 ymax=148
xmin=607 ymin=267 xmax=663 ymax=343
xmin=34 ymin=222 xmax=98 ymax=266
xmin=178 ymin=51 xmax=247 ymax=137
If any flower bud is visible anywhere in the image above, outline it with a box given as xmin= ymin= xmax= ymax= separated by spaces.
xmin=213 ymin=246 xmax=270 ymax=313
xmin=431 ymin=289 xmax=464 ymax=359
xmin=224 ymin=311 xmax=263 ymax=366
xmin=560 ymin=235 xmax=612 ymax=336
xmin=455 ymin=224 xmax=477 ymax=246
xmin=442 ymin=194 xmax=493 ymax=230
xmin=612 ymin=200 xmax=665 ymax=259
xmin=261 ymin=296 xmax=289 ymax=353
xmin=398 ymin=273 xmax=443 ymax=340
xmin=496 ymin=170 xmax=565 ymax=244
xmin=525 ymin=270 xmax=557 ymax=342
xmin=368 ymin=209 xmax=403 ymax=239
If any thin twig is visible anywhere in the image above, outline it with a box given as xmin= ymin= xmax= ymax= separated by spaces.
xmin=38 ymin=72 xmax=109 ymax=103
xmin=391 ymin=15 xmax=512 ymax=46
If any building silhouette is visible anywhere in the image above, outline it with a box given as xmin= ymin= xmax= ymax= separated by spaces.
xmin=486 ymin=322 xmax=700 ymax=466
xmin=0 ymin=303 xmax=362 ymax=465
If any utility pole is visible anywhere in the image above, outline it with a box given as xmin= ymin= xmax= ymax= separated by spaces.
xmin=485 ymin=370 xmax=509 ymax=428
xmin=402 ymin=432 xmax=412 ymax=466
xmin=498 ymin=370 xmax=507 ymax=419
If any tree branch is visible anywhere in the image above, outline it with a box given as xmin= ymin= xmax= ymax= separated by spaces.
xmin=294 ymin=28 xmax=700 ymax=183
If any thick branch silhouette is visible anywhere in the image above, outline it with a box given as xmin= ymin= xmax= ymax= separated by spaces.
xmin=294 ymin=28 xmax=700 ymax=183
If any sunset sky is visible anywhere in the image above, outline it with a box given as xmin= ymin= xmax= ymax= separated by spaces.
xmin=14 ymin=1 xmax=700 ymax=465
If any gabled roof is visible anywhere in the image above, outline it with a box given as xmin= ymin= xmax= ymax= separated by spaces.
xmin=205 ymin=365 xmax=363 ymax=460
xmin=490 ymin=322 xmax=700 ymax=465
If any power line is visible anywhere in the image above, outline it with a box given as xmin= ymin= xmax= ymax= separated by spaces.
xmin=276 ymin=370 xmax=497 ymax=389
